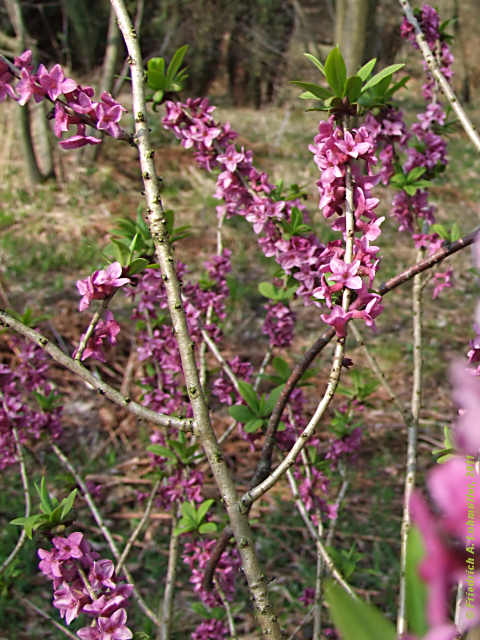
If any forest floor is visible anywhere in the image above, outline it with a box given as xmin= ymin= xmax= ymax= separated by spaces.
xmin=1 ymin=80 xmax=480 ymax=639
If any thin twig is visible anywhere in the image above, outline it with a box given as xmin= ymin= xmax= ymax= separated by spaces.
xmin=254 ymin=348 xmax=273 ymax=392
xmin=16 ymin=594 xmax=79 ymax=640
xmin=116 ymin=479 xmax=160 ymax=574
xmin=350 ymin=321 xmax=411 ymax=424
xmin=75 ymin=298 xmax=110 ymax=361
xmin=0 ymin=426 xmax=30 ymax=574
xmin=0 ymin=309 xmax=191 ymax=432
xmin=159 ymin=512 xmax=180 ymax=640
xmin=314 ymin=463 xmax=349 ymax=639
xmin=286 ymin=607 xmax=314 ymax=640
xmin=286 ymin=469 xmax=355 ymax=598
xmin=214 ymin=576 xmax=238 ymax=639
xmin=397 ymin=249 xmax=423 ymax=635
xmin=51 ymin=442 xmax=162 ymax=628
xmin=201 ymin=328 xmax=240 ymax=394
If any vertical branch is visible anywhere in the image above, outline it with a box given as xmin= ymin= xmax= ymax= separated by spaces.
xmin=0 ymin=426 xmax=30 ymax=574
xmin=159 ymin=512 xmax=180 ymax=640
xmin=242 ymin=154 xmax=355 ymax=508
xmin=397 ymin=250 xmax=423 ymax=635
xmin=199 ymin=211 xmax=225 ymax=392
xmin=312 ymin=518 xmax=323 ymax=640
xmin=109 ymin=2 xmax=283 ymax=637
xmin=214 ymin=576 xmax=238 ymax=639
xmin=313 ymin=463 xmax=349 ymax=640
xmin=116 ymin=479 xmax=160 ymax=575
xmin=398 ymin=0 xmax=480 ymax=153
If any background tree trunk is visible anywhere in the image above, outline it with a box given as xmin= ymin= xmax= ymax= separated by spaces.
xmin=4 ymin=0 xmax=54 ymax=184
xmin=334 ymin=0 xmax=372 ymax=74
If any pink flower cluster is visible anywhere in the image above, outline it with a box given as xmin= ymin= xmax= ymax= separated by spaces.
xmin=0 ymin=50 xmax=127 ymax=148
xmin=77 ymin=262 xmax=131 ymax=312
xmin=0 ymin=338 xmax=62 ymax=469
xmin=262 ymin=302 xmax=296 ymax=348
xmin=182 ymin=537 xmax=241 ymax=608
xmin=191 ymin=619 xmax=228 ymax=640
xmin=294 ymin=466 xmax=337 ymax=521
xmin=38 ymin=531 xmax=133 ymax=639
xmin=74 ymin=262 xmax=131 ymax=362
xmin=212 ymin=356 xmax=254 ymax=406
xmin=73 ymin=311 xmax=121 ymax=363
xmin=163 ymin=100 xmax=384 ymax=338
xmin=364 ymin=4 xmax=455 ymax=300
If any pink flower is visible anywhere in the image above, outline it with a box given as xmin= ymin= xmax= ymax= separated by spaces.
xmin=76 ymin=311 xmax=121 ymax=362
xmin=16 ymin=67 xmax=45 ymax=105
xmin=36 ymin=63 xmax=76 ymax=101
xmin=77 ymin=262 xmax=131 ymax=311
xmin=52 ymin=531 xmax=84 ymax=561
xmin=95 ymin=92 xmax=126 ymax=138
xmin=432 ymin=269 xmax=453 ymax=299
xmin=320 ymin=306 xmax=353 ymax=338
xmin=59 ymin=123 xmax=103 ymax=149
xmin=329 ymin=257 xmax=363 ymax=290
xmin=451 ymin=361 xmax=480 ymax=456
xmin=410 ymin=490 xmax=463 ymax=627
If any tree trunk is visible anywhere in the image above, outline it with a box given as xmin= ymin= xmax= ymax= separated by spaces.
xmin=334 ymin=0 xmax=371 ymax=74
xmin=5 ymin=0 xmax=53 ymax=184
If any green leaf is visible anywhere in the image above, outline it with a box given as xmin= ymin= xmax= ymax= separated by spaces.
xmin=199 ymin=522 xmax=218 ymax=534
xmin=36 ymin=477 xmax=53 ymax=515
xmin=407 ymin=166 xmax=426 ymax=182
xmin=196 ymin=499 xmax=214 ymax=522
xmin=10 ymin=514 xmax=45 ymax=539
xmin=147 ymin=70 xmax=167 ymax=91
xmin=244 ymin=418 xmax=264 ymax=433
xmin=450 ymin=222 xmax=461 ymax=242
xmin=290 ymin=81 xmax=332 ymax=100
xmin=272 ymin=357 xmax=290 ymax=380
xmin=258 ymin=281 xmax=278 ymax=300
xmin=264 ymin=385 xmax=285 ymax=415
xmin=324 ymin=46 xmax=347 ymax=96
xmin=191 ymin=602 xmax=211 ymax=619
xmin=361 ymin=63 xmax=404 ymax=92
xmin=228 ymin=404 xmax=255 ymax=423
xmin=60 ymin=489 xmax=77 ymax=520
xmin=304 ymin=53 xmax=325 ymax=75
xmin=174 ymin=523 xmax=195 ymax=535
xmin=404 ymin=184 xmax=418 ymax=196
xmin=385 ymin=75 xmax=409 ymax=97
xmin=324 ymin=581 xmax=396 ymax=640
xmin=356 ymin=58 xmax=376 ymax=81
xmin=344 ymin=75 xmax=363 ymax=103
xmin=430 ymin=223 xmax=450 ymax=241
xmin=406 ymin=527 xmax=428 ymax=635
xmin=180 ymin=501 xmax=197 ymax=520
xmin=166 ymin=45 xmax=189 ymax=83
xmin=127 ymin=258 xmax=150 ymax=276
xmin=237 ymin=380 xmax=260 ymax=413
xmin=148 ymin=57 xmax=165 ymax=74
xmin=147 ymin=444 xmax=177 ymax=462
